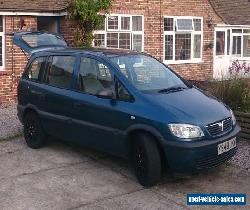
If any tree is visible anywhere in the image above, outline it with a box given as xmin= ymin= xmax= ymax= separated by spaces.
xmin=68 ymin=0 xmax=112 ymax=47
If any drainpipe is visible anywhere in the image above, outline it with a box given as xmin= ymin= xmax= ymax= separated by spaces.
xmin=160 ymin=0 xmax=162 ymax=61
xmin=11 ymin=16 xmax=15 ymax=92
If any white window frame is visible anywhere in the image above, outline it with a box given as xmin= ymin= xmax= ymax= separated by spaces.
xmin=163 ymin=16 xmax=203 ymax=64
xmin=93 ymin=14 xmax=144 ymax=52
xmin=107 ymin=16 xmax=119 ymax=31
xmin=120 ymin=15 xmax=131 ymax=31
xmin=231 ymin=28 xmax=250 ymax=59
xmin=214 ymin=26 xmax=250 ymax=59
xmin=0 ymin=16 xmax=5 ymax=70
xmin=176 ymin=18 xmax=194 ymax=32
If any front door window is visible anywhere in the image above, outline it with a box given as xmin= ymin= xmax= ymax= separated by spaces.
xmin=216 ymin=31 xmax=225 ymax=56
xmin=79 ymin=57 xmax=113 ymax=96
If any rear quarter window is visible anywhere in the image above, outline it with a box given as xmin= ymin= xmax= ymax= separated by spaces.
xmin=24 ymin=57 xmax=46 ymax=81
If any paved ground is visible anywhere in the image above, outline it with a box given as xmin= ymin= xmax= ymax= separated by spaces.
xmin=0 ymin=136 xmax=249 ymax=210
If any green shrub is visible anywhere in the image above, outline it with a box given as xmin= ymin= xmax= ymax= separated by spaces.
xmin=215 ymin=79 xmax=249 ymax=112
xmin=198 ymin=79 xmax=250 ymax=113
xmin=68 ymin=0 xmax=112 ymax=47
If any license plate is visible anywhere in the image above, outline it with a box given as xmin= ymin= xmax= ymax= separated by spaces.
xmin=217 ymin=138 xmax=237 ymax=155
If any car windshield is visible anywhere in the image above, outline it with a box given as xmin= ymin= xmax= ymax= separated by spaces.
xmin=109 ymin=54 xmax=189 ymax=93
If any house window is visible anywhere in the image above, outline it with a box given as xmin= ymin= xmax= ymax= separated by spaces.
xmin=232 ymin=29 xmax=250 ymax=57
xmin=232 ymin=36 xmax=242 ymax=56
xmin=164 ymin=17 xmax=203 ymax=63
xmin=94 ymin=15 xmax=144 ymax=52
xmin=0 ymin=16 xmax=4 ymax=68
xmin=216 ymin=28 xmax=250 ymax=58
xmin=243 ymin=35 xmax=250 ymax=57
xmin=107 ymin=16 xmax=119 ymax=30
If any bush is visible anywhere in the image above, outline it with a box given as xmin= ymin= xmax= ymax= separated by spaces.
xmin=192 ymin=59 xmax=250 ymax=113
xmin=210 ymin=79 xmax=250 ymax=112
xmin=68 ymin=0 xmax=112 ymax=47
xmin=193 ymin=78 xmax=250 ymax=113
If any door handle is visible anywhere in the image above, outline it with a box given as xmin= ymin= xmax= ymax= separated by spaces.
xmin=30 ymin=90 xmax=45 ymax=99
xmin=30 ymin=90 xmax=42 ymax=95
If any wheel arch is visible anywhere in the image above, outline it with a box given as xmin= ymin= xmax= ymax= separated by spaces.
xmin=125 ymin=124 xmax=168 ymax=169
xmin=22 ymin=104 xmax=39 ymax=120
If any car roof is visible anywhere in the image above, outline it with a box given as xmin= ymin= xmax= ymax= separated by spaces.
xmin=33 ymin=47 xmax=144 ymax=58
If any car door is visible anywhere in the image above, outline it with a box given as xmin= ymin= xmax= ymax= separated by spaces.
xmin=39 ymin=54 xmax=78 ymax=140
xmin=70 ymin=55 xmax=135 ymax=156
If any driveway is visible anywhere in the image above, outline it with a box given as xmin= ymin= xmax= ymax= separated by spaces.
xmin=0 ymin=136 xmax=249 ymax=210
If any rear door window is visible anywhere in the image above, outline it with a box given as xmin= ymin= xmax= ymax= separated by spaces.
xmin=46 ymin=56 xmax=76 ymax=89
xmin=24 ymin=57 xmax=46 ymax=81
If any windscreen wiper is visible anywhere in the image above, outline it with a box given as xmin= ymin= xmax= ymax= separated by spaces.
xmin=158 ymin=86 xmax=187 ymax=93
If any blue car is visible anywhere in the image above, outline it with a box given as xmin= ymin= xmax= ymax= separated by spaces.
xmin=14 ymin=31 xmax=240 ymax=187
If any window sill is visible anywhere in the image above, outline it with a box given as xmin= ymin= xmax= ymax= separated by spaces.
xmin=163 ymin=60 xmax=204 ymax=65
xmin=230 ymin=57 xmax=250 ymax=60
xmin=0 ymin=68 xmax=6 ymax=71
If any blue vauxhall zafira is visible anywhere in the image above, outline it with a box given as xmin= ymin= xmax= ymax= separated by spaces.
xmin=14 ymin=32 xmax=241 ymax=187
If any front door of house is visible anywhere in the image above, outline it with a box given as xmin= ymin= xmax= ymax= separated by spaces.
xmin=213 ymin=28 xmax=231 ymax=79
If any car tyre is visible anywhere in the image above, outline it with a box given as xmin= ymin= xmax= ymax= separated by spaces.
xmin=23 ymin=111 xmax=47 ymax=149
xmin=132 ymin=133 xmax=162 ymax=187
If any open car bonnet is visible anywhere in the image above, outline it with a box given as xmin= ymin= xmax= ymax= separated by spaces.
xmin=13 ymin=31 xmax=68 ymax=55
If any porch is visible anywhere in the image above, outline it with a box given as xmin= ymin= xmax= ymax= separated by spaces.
xmin=214 ymin=25 xmax=250 ymax=79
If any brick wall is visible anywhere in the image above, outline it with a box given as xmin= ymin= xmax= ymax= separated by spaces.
xmin=0 ymin=16 xmax=37 ymax=105
xmin=60 ymin=0 xmax=223 ymax=81
xmin=60 ymin=16 xmax=75 ymax=47
xmin=110 ymin=0 xmax=223 ymax=80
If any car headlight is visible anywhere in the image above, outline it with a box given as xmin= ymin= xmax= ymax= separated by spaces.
xmin=230 ymin=110 xmax=236 ymax=126
xmin=168 ymin=124 xmax=204 ymax=139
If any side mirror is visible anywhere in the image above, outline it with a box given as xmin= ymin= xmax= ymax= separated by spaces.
xmin=97 ymin=88 xmax=115 ymax=99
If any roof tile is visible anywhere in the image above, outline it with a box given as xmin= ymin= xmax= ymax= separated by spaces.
xmin=210 ymin=0 xmax=250 ymax=25
xmin=0 ymin=0 xmax=70 ymax=12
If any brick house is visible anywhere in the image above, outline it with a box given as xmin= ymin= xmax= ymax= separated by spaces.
xmin=0 ymin=0 xmax=249 ymax=104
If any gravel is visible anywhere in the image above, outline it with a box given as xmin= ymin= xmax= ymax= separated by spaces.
xmin=230 ymin=139 xmax=250 ymax=171
xmin=0 ymin=103 xmax=22 ymax=140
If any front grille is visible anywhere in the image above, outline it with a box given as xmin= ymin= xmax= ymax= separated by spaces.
xmin=206 ymin=118 xmax=233 ymax=137
xmin=196 ymin=147 xmax=237 ymax=170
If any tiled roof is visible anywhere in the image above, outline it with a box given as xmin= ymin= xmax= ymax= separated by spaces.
xmin=0 ymin=0 xmax=70 ymax=12
xmin=210 ymin=0 xmax=250 ymax=25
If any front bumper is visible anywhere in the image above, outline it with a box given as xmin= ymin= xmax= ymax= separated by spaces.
xmin=163 ymin=125 xmax=241 ymax=173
